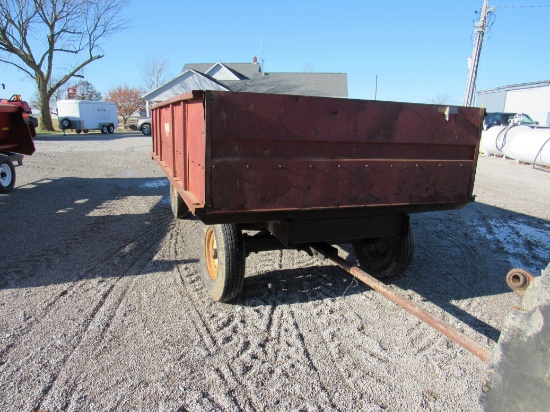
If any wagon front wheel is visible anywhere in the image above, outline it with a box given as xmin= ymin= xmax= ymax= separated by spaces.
xmin=352 ymin=227 xmax=414 ymax=279
xmin=0 ymin=159 xmax=16 ymax=193
xmin=200 ymin=224 xmax=245 ymax=302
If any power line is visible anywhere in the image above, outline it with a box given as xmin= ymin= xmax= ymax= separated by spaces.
xmin=493 ymin=4 xmax=550 ymax=8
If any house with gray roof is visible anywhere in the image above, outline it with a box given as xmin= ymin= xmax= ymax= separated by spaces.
xmin=142 ymin=59 xmax=347 ymax=115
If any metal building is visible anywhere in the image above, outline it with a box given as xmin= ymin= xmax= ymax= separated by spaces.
xmin=477 ymin=80 xmax=550 ymax=126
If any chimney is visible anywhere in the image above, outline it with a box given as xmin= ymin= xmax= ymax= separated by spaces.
xmin=253 ymin=56 xmax=258 ymax=64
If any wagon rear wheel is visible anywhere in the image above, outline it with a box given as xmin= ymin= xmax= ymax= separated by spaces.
xmin=170 ymin=182 xmax=189 ymax=219
xmin=0 ymin=159 xmax=16 ymax=193
xmin=200 ymin=224 xmax=245 ymax=302
xmin=352 ymin=227 xmax=414 ymax=279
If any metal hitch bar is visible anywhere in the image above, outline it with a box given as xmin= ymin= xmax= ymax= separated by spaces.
xmin=309 ymin=243 xmax=494 ymax=364
xmin=505 ymin=268 xmax=534 ymax=297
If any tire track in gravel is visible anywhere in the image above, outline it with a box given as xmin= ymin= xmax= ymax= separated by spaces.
xmin=36 ymin=228 xmax=169 ymax=411
xmin=288 ymin=241 xmax=484 ymax=408
xmin=1 ymin=184 xmax=167 ymax=286
xmin=30 ymin=277 xmax=125 ymax=411
xmin=292 ymin=276 xmax=399 ymax=408
xmin=0 ymin=190 xmax=173 ymax=410
xmin=169 ymin=221 xmax=352 ymax=409
xmin=171 ymin=221 xmax=270 ymax=411
xmin=243 ymin=251 xmax=371 ymax=408
xmin=170 ymin=216 xmax=475 ymax=409
xmin=0 ymin=206 xmax=172 ymax=363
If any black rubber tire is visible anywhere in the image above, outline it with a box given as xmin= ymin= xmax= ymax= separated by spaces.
xmin=107 ymin=125 xmax=115 ymax=134
xmin=170 ymin=182 xmax=189 ymax=219
xmin=83 ymin=129 xmax=89 ymax=133
xmin=141 ymin=124 xmax=151 ymax=135
xmin=0 ymin=159 xmax=16 ymax=193
xmin=200 ymin=224 xmax=246 ymax=302
xmin=60 ymin=118 xmax=71 ymax=129
xmin=101 ymin=125 xmax=108 ymax=134
xmin=76 ymin=129 xmax=82 ymax=134
xmin=352 ymin=227 xmax=414 ymax=279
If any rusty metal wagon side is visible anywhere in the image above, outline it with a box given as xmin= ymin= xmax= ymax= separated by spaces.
xmin=152 ymin=90 xmax=484 ymax=302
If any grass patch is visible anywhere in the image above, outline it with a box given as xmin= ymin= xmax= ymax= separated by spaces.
xmin=35 ymin=128 xmax=63 ymax=135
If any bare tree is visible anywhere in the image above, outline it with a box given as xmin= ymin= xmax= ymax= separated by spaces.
xmin=105 ymin=85 xmax=145 ymax=128
xmin=302 ymin=62 xmax=315 ymax=73
xmin=427 ymin=93 xmax=455 ymax=106
xmin=0 ymin=0 xmax=130 ymax=130
xmin=140 ymin=56 xmax=171 ymax=92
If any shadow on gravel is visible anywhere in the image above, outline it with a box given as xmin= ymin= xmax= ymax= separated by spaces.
xmin=242 ymin=265 xmax=362 ymax=304
xmin=34 ymin=131 xmax=145 ymax=141
xmin=399 ymin=202 xmax=549 ymax=341
xmin=239 ymin=201 xmax=549 ymax=343
xmin=0 ymin=176 xmax=173 ymax=290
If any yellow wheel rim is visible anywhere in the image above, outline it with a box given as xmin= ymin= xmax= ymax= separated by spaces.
xmin=205 ymin=227 xmax=218 ymax=280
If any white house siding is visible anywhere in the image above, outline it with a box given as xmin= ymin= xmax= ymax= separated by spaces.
xmin=150 ymin=75 xmax=227 ymax=102
xmin=206 ymin=64 xmax=243 ymax=81
xmin=142 ymin=70 xmax=228 ymax=115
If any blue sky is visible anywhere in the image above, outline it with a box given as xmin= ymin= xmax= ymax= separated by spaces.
xmin=2 ymin=0 xmax=550 ymax=106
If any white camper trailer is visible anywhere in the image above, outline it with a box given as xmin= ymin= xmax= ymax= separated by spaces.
xmin=56 ymin=100 xmax=118 ymax=134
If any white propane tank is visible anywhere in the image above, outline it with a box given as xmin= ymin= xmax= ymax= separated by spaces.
xmin=480 ymin=126 xmax=508 ymax=156
xmin=502 ymin=126 xmax=550 ymax=167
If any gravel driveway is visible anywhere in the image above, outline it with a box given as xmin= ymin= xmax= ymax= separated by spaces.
xmin=1 ymin=131 xmax=548 ymax=411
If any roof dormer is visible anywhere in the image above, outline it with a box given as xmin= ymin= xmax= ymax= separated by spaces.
xmin=205 ymin=63 xmax=248 ymax=81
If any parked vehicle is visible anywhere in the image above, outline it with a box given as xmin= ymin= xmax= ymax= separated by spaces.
xmin=137 ymin=117 xmax=151 ymax=135
xmin=152 ymin=91 xmax=484 ymax=302
xmin=0 ymin=98 xmax=36 ymax=193
xmin=483 ymin=112 xmax=538 ymax=130
xmin=56 ymin=100 xmax=118 ymax=134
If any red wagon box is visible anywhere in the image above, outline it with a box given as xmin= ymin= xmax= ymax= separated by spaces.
xmin=152 ymin=90 xmax=484 ymax=301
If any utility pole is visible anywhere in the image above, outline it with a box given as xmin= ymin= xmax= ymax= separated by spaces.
xmin=463 ymin=0 xmax=494 ymax=107
xmin=375 ymin=74 xmax=378 ymax=100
